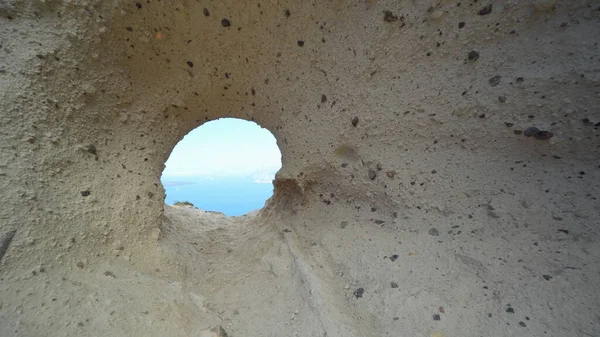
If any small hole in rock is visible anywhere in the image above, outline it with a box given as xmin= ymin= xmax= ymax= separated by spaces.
xmin=162 ymin=118 xmax=282 ymax=216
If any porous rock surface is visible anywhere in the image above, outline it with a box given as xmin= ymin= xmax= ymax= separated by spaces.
xmin=1 ymin=1 xmax=599 ymax=336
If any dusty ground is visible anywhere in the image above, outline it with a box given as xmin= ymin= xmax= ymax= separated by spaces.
xmin=1 ymin=0 xmax=600 ymax=336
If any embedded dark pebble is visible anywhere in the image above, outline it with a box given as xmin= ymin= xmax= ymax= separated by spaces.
xmin=534 ymin=131 xmax=553 ymax=140
xmin=516 ymin=77 xmax=524 ymax=83
xmin=478 ymin=4 xmax=493 ymax=15
xmin=383 ymin=11 xmax=398 ymax=22
xmin=203 ymin=8 xmax=210 ymax=16
xmin=506 ymin=307 xmax=515 ymax=314
xmin=391 ymin=281 xmax=398 ymax=288
xmin=103 ymin=271 xmax=116 ymax=278
xmin=389 ymin=254 xmax=399 ymax=261
xmin=125 ymin=26 xmax=133 ymax=31
xmin=221 ymin=18 xmax=231 ymax=27
xmin=86 ymin=144 xmax=97 ymax=156
xmin=351 ymin=117 xmax=359 ymax=127
xmin=543 ymin=274 xmax=553 ymax=280
xmin=489 ymin=76 xmax=501 ymax=86
xmin=284 ymin=9 xmax=291 ymax=17
xmin=468 ymin=50 xmax=480 ymax=61
xmin=135 ymin=2 xmax=142 ymax=9
xmin=433 ymin=314 xmax=441 ymax=321
xmin=80 ymin=190 xmax=91 ymax=197
xmin=558 ymin=229 xmax=569 ymax=234
xmin=186 ymin=61 xmax=194 ymax=68
xmin=524 ymin=126 xmax=540 ymax=137
xmin=353 ymin=287 xmax=364 ymax=298
xmin=519 ymin=321 xmax=527 ymax=327
xmin=340 ymin=221 xmax=348 ymax=228
xmin=321 ymin=94 xmax=327 ymax=103
xmin=513 ymin=130 xmax=523 ymax=135
xmin=297 ymin=40 xmax=305 ymax=47
xmin=498 ymin=96 xmax=506 ymax=103
xmin=283 ymin=228 xmax=291 ymax=233
xmin=505 ymin=122 xmax=514 ymax=127
xmin=368 ymin=169 xmax=377 ymax=180
xmin=458 ymin=21 xmax=465 ymax=29
xmin=429 ymin=228 xmax=439 ymax=236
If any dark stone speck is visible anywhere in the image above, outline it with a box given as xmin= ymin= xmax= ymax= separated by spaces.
xmin=384 ymin=11 xmax=398 ymax=22
xmin=478 ymin=4 xmax=493 ymax=15
xmin=524 ymin=126 xmax=540 ymax=137
xmin=534 ymin=131 xmax=553 ymax=140
xmin=468 ymin=51 xmax=479 ymax=61
xmin=489 ymin=76 xmax=501 ymax=86
xmin=368 ymin=169 xmax=377 ymax=180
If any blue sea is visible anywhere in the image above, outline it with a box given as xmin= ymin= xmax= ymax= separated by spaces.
xmin=161 ymin=176 xmax=274 ymax=216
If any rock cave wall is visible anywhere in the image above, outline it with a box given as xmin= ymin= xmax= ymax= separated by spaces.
xmin=0 ymin=0 xmax=599 ymax=336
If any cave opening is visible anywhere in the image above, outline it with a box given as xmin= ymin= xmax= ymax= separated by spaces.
xmin=161 ymin=118 xmax=282 ymax=216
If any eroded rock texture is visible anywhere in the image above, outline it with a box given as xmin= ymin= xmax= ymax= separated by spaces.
xmin=1 ymin=1 xmax=599 ymax=336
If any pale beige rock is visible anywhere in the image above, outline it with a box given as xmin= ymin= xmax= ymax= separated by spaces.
xmin=0 ymin=1 xmax=599 ymax=337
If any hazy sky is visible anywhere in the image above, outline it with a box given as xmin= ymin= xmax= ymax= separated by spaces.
xmin=162 ymin=118 xmax=281 ymax=178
